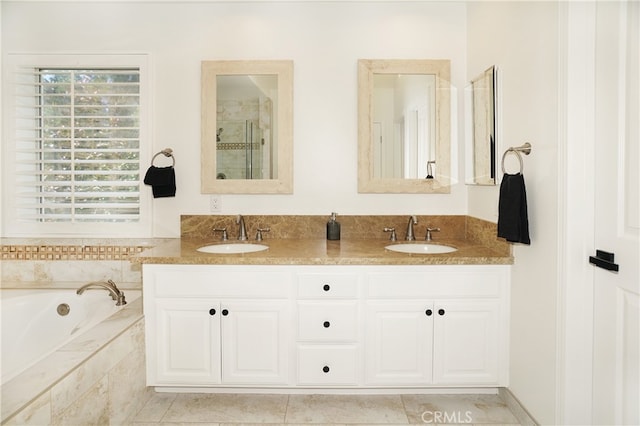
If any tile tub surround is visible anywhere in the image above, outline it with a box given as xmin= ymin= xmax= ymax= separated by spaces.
xmin=132 ymin=215 xmax=512 ymax=265
xmin=0 ymin=238 xmax=171 ymax=261
xmin=0 ymin=291 xmax=151 ymax=425
xmin=0 ymin=238 xmax=172 ymax=284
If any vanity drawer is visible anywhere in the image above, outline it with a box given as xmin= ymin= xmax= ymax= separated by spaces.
xmin=297 ymin=345 xmax=358 ymax=385
xmin=297 ymin=273 xmax=358 ymax=299
xmin=298 ymin=301 xmax=358 ymax=342
xmin=366 ymin=267 xmax=506 ymax=299
xmin=145 ymin=265 xmax=291 ymax=298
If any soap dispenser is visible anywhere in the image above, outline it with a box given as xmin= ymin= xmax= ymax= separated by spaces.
xmin=326 ymin=212 xmax=341 ymax=241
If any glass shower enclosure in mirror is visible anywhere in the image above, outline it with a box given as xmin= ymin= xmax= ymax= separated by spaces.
xmin=216 ymin=75 xmax=274 ymax=180
xmin=465 ymin=66 xmax=497 ymax=185
xmin=201 ymin=60 xmax=293 ymax=194
xmin=358 ymin=59 xmax=451 ymax=193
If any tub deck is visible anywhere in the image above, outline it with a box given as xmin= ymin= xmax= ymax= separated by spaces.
xmin=0 ymin=282 xmax=144 ymax=425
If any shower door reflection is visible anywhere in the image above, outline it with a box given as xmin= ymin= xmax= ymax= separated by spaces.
xmin=215 ymin=74 xmax=275 ymax=180
xmin=216 ymin=118 xmax=267 ymax=179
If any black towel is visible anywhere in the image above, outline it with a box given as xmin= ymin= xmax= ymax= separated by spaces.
xmin=143 ymin=166 xmax=176 ymax=198
xmin=497 ymin=173 xmax=530 ymax=245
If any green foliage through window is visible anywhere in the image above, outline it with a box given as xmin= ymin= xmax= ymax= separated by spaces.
xmin=22 ymin=68 xmax=142 ymax=222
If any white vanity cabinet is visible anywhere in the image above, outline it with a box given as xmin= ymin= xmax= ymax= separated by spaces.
xmin=365 ymin=300 xmax=435 ymax=385
xmin=364 ymin=267 xmax=509 ymax=387
xmin=143 ymin=265 xmax=292 ymax=387
xmin=143 ymin=264 xmax=509 ymax=390
xmin=152 ymin=298 xmax=222 ymax=385
xmin=296 ymin=272 xmax=361 ymax=386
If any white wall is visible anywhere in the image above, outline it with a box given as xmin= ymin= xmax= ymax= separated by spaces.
xmin=467 ymin=2 xmax=559 ymax=424
xmin=2 ymin=1 xmax=467 ymax=237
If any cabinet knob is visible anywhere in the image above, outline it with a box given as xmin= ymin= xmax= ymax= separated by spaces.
xmin=323 ymin=321 xmax=331 ymax=328
xmin=222 ymin=309 xmax=229 ymax=316
xmin=323 ymin=284 xmax=331 ymax=291
xmin=209 ymin=308 xmax=216 ymax=316
xmin=438 ymin=308 xmax=445 ymax=316
xmin=322 ymin=365 xmax=330 ymax=373
xmin=425 ymin=309 xmax=433 ymax=316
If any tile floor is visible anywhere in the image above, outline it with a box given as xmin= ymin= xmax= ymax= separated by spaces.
xmin=130 ymin=392 xmax=522 ymax=425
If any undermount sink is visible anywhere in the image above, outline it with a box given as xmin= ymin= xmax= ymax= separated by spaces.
xmin=385 ymin=243 xmax=457 ymax=254
xmin=197 ymin=243 xmax=269 ymax=254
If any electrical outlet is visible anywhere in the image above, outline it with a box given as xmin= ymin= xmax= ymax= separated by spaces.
xmin=210 ymin=195 xmax=222 ymax=212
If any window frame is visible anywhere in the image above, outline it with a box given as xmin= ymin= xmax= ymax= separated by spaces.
xmin=2 ymin=54 xmax=152 ymax=238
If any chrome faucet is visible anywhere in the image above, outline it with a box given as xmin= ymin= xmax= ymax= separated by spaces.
xmin=77 ymin=279 xmax=126 ymax=306
xmin=237 ymin=215 xmax=248 ymax=241
xmin=405 ymin=215 xmax=417 ymax=241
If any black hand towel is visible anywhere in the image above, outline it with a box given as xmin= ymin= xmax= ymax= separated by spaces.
xmin=497 ymin=173 xmax=530 ymax=245
xmin=143 ymin=165 xmax=176 ymax=198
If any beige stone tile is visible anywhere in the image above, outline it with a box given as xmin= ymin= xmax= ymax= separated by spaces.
xmin=132 ymin=392 xmax=177 ymax=423
xmin=37 ymin=260 xmax=123 ymax=283
xmin=3 ymin=391 xmax=51 ymax=426
xmin=108 ymin=322 xmax=153 ymax=425
xmin=162 ymin=393 xmax=288 ymax=423
xmin=0 ymin=260 xmax=35 ymax=281
xmin=1 ymin=350 xmax=91 ymax=422
xmin=219 ymin=424 xmax=412 ymax=426
xmin=401 ymin=394 xmax=519 ymax=424
xmin=51 ymin=318 xmax=139 ymax=417
xmin=131 ymin=423 xmax=220 ymax=426
xmin=285 ymin=394 xmax=408 ymax=424
xmin=52 ymin=376 xmax=109 ymax=425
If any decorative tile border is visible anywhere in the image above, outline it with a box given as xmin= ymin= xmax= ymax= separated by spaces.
xmin=217 ymin=142 xmax=261 ymax=150
xmin=0 ymin=245 xmax=148 ymax=261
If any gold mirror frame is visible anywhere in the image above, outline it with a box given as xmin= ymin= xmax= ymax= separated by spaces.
xmin=201 ymin=60 xmax=293 ymax=194
xmin=358 ymin=59 xmax=451 ymax=193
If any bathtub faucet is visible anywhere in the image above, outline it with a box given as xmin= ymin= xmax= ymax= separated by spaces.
xmin=76 ymin=279 xmax=127 ymax=306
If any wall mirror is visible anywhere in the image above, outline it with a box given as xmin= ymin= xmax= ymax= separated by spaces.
xmin=465 ymin=66 xmax=497 ymax=185
xmin=358 ymin=59 xmax=451 ymax=193
xmin=201 ymin=60 xmax=293 ymax=193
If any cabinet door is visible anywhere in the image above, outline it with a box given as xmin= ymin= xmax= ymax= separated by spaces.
xmin=432 ymin=300 xmax=500 ymax=385
xmin=365 ymin=301 xmax=434 ymax=385
xmin=152 ymin=299 xmax=221 ymax=385
xmin=221 ymin=300 xmax=290 ymax=385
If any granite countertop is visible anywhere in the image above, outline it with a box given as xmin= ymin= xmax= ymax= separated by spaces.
xmin=131 ymin=237 xmax=513 ymax=266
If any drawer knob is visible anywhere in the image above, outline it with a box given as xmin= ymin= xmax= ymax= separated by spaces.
xmin=323 ymin=284 xmax=331 ymax=291
xmin=323 ymin=321 xmax=331 ymax=328
xmin=322 ymin=365 xmax=330 ymax=373
xmin=222 ymin=309 xmax=229 ymax=316
xmin=438 ymin=308 xmax=445 ymax=316
xmin=209 ymin=308 xmax=216 ymax=316
xmin=425 ymin=309 xmax=432 ymax=316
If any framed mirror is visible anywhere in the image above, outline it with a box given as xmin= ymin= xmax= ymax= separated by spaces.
xmin=465 ymin=66 xmax=497 ymax=185
xmin=358 ymin=59 xmax=451 ymax=193
xmin=201 ymin=60 xmax=293 ymax=193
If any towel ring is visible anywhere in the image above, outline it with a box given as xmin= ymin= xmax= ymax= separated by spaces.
xmin=151 ymin=148 xmax=175 ymax=167
xmin=501 ymin=142 xmax=532 ymax=174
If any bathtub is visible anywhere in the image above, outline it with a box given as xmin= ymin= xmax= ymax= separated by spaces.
xmin=1 ymin=288 xmax=141 ymax=385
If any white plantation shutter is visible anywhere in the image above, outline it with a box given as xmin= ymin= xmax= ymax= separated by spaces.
xmin=4 ymin=55 xmax=151 ymax=237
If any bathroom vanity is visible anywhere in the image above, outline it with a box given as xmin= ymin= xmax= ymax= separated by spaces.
xmin=142 ymin=264 xmax=509 ymax=390
xmin=136 ymin=216 xmax=512 ymax=392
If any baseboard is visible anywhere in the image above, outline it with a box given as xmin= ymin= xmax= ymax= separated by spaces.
xmin=154 ymin=386 xmax=501 ymax=395
xmin=499 ymin=387 xmax=538 ymax=425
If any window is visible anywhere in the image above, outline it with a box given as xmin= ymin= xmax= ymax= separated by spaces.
xmin=3 ymin=55 xmax=151 ymax=237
